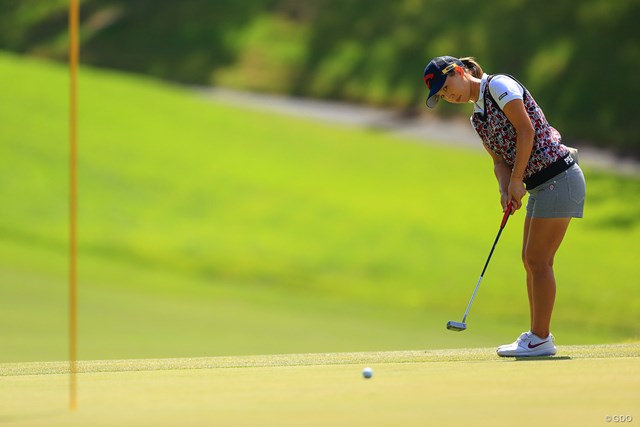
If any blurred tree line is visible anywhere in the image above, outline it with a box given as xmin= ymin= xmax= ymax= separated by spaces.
xmin=2 ymin=0 xmax=638 ymax=154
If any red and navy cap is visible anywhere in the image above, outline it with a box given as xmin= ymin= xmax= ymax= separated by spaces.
xmin=423 ymin=56 xmax=464 ymax=108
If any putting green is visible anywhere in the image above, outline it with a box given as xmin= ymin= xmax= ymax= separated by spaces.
xmin=1 ymin=344 xmax=638 ymax=426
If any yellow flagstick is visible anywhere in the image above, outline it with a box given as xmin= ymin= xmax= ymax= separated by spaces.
xmin=69 ymin=0 xmax=79 ymax=412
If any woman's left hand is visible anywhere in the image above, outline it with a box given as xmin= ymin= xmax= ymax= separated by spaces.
xmin=507 ymin=177 xmax=527 ymax=211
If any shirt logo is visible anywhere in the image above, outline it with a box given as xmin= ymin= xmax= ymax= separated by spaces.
xmin=498 ymin=92 xmax=508 ymax=100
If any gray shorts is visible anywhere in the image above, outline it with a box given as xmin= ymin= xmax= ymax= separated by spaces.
xmin=526 ymin=164 xmax=586 ymax=218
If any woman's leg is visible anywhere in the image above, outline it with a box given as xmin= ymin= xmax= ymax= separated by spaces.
xmin=522 ymin=216 xmax=534 ymax=328
xmin=522 ymin=216 xmax=572 ymax=338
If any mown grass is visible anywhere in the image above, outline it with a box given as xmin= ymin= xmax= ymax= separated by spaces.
xmin=0 ymin=51 xmax=639 ymax=362
xmin=1 ymin=345 xmax=638 ymax=427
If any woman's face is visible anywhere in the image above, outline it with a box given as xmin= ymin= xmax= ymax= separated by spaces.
xmin=436 ymin=70 xmax=471 ymax=104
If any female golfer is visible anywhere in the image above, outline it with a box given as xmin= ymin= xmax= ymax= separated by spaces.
xmin=423 ymin=56 xmax=585 ymax=356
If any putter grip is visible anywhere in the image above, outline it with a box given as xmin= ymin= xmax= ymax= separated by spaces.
xmin=500 ymin=203 xmax=512 ymax=228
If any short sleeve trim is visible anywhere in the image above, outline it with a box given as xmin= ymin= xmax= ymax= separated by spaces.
xmin=488 ymin=75 xmax=524 ymax=110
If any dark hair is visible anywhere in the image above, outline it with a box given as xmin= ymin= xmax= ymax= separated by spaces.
xmin=459 ymin=57 xmax=483 ymax=78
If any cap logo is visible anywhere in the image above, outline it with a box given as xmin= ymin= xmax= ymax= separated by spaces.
xmin=441 ymin=63 xmax=458 ymax=74
xmin=424 ymin=73 xmax=434 ymax=88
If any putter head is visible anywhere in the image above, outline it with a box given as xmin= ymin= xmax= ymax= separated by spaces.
xmin=446 ymin=321 xmax=467 ymax=331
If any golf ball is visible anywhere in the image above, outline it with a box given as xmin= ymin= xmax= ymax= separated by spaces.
xmin=362 ymin=367 xmax=373 ymax=379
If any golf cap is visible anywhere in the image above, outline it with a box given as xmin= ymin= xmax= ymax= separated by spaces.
xmin=423 ymin=56 xmax=464 ymax=108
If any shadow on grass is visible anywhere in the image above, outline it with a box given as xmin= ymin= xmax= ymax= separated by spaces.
xmin=512 ymin=356 xmax=572 ymax=362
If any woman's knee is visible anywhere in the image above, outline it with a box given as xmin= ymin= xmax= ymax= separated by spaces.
xmin=521 ymin=249 xmax=530 ymax=271
xmin=524 ymin=249 xmax=554 ymax=272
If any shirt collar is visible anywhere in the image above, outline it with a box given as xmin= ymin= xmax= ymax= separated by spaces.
xmin=474 ymin=73 xmax=489 ymax=113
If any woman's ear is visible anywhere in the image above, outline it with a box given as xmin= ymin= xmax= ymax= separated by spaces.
xmin=454 ymin=66 xmax=465 ymax=77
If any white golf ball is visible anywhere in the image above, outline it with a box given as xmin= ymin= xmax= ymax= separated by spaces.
xmin=362 ymin=367 xmax=373 ymax=379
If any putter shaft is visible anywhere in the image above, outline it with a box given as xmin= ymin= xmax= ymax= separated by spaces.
xmin=447 ymin=204 xmax=512 ymax=331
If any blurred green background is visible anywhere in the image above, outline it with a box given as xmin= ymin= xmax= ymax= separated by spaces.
xmin=0 ymin=1 xmax=638 ymax=363
xmin=2 ymin=0 xmax=638 ymax=153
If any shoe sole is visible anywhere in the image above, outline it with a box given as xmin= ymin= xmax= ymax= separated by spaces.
xmin=496 ymin=347 xmax=557 ymax=357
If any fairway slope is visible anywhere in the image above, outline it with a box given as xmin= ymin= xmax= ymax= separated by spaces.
xmin=2 ymin=52 xmax=639 ymax=362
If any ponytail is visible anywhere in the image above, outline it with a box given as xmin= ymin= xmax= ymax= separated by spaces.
xmin=459 ymin=57 xmax=483 ymax=78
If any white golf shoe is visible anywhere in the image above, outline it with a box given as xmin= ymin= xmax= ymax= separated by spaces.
xmin=496 ymin=331 xmax=557 ymax=357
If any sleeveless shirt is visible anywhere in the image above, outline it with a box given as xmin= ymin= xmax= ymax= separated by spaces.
xmin=470 ymin=74 xmax=568 ymax=180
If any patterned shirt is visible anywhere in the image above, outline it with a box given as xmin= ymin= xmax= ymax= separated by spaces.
xmin=470 ymin=74 xmax=568 ymax=180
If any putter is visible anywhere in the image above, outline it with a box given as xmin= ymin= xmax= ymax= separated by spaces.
xmin=447 ymin=203 xmax=513 ymax=331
